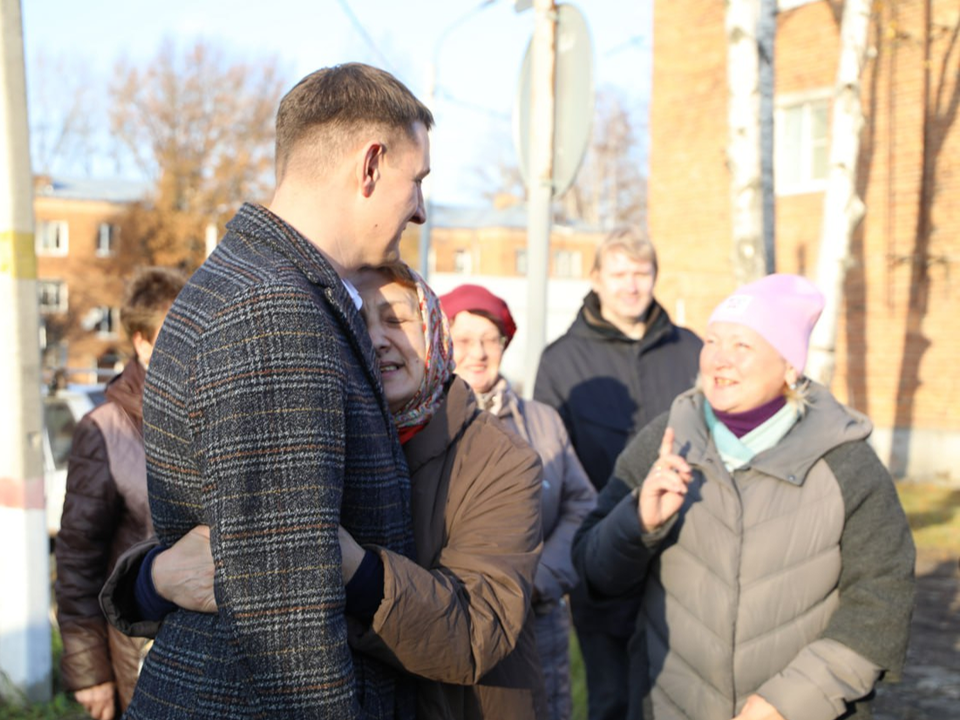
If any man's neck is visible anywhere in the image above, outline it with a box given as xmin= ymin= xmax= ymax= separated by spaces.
xmin=599 ymin=305 xmax=646 ymax=340
xmin=268 ymin=183 xmax=354 ymax=279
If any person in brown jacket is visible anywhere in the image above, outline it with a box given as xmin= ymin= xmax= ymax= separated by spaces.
xmin=440 ymin=284 xmax=597 ymax=720
xmin=54 ymin=266 xmax=185 ymax=720
xmin=100 ymin=262 xmax=546 ymax=719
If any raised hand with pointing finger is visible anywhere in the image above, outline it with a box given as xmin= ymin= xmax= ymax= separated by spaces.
xmin=637 ymin=426 xmax=692 ymax=532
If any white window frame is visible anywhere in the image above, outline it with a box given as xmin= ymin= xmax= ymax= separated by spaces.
xmin=96 ymin=223 xmax=118 ymax=257
xmin=552 ymin=249 xmax=582 ymax=279
xmin=38 ymin=280 xmax=68 ymax=314
xmin=36 ymin=220 xmax=69 ymax=256
xmin=515 ymin=248 xmax=528 ymax=276
xmin=94 ymin=306 xmax=120 ymax=337
xmin=775 ymin=89 xmax=832 ymax=196
xmin=778 ymin=0 xmax=821 ymax=11
xmin=453 ymin=249 xmax=472 ymax=275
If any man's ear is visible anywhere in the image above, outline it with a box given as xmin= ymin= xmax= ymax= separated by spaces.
xmin=360 ymin=142 xmax=386 ymax=198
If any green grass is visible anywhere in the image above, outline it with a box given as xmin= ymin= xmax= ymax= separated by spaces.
xmin=895 ymin=481 xmax=960 ymax=556
xmin=570 ymin=631 xmax=588 ymax=720
xmin=5 ymin=481 xmax=955 ymax=718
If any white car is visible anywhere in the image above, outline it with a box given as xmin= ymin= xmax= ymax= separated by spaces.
xmin=42 ymin=383 xmax=107 ymax=536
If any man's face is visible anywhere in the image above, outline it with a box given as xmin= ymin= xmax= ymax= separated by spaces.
xmin=362 ymin=121 xmax=430 ymax=266
xmin=591 ymin=249 xmax=656 ymax=327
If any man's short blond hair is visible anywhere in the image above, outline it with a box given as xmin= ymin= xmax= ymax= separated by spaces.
xmin=592 ymin=226 xmax=658 ymax=276
xmin=275 ymin=63 xmax=434 ymax=182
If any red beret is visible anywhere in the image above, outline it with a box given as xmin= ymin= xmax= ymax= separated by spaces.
xmin=439 ymin=284 xmax=517 ymax=348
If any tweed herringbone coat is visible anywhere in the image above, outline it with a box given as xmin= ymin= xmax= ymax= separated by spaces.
xmin=126 ymin=203 xmax=418 ymax=720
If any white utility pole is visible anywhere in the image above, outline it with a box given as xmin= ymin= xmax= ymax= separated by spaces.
xmin=522 ymin=0 xmax=557 ymax=397
xmin=0 ymin=0 xmax=53 ymax=704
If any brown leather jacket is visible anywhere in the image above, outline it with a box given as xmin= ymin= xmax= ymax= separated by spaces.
xmin=350 ymin=376 xmax=547 ymax=719
xmin=55 ymin=359 xmax=153 ymax=702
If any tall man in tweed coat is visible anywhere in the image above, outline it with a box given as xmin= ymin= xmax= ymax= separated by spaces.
xmin=124 ymin=63 xmax=433 ymax=720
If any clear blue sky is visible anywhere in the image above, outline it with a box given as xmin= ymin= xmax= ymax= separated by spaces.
xmin=21 ymin=0 xmax=651 ymax=207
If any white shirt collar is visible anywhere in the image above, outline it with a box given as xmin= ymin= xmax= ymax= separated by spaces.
xmin=342 ymin=278 xmax=363 ymax=310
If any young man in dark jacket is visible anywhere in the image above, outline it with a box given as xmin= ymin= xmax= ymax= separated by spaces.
xmin=533 ymin=228 xmax=701 ymax=720
xmin=55 ymin=266 xmax=185 ymax=720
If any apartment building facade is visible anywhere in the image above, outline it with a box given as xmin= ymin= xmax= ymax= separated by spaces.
xmin=35 ymin=178 xmax=605 ymax=385
xmin=648 ymin=0 xmax=959 ymax=478
xmin=34 ymin=176 xmax=149 ymax=382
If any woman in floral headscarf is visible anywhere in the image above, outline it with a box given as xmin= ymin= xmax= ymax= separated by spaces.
xmin=338 ymin=262 xmax=547 ymax=719
xmin=102 ymin=262 xmax=547 ymax=720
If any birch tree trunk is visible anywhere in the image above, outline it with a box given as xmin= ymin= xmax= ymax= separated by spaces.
xmin=726 ymin=0 xmax=766 ymax=284
xmin=806 ymin=0 xmax=872 ymax=385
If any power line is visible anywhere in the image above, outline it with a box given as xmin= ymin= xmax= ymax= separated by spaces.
xmin=334 ymin=0 xmax=394 ymax=71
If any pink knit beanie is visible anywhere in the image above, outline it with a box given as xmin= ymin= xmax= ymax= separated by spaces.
xmin=707 ymin=273 xmax=825 ymax=373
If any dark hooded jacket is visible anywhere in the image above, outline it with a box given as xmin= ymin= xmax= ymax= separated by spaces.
xmin=533 ymin=292 xmax=701 ymax=635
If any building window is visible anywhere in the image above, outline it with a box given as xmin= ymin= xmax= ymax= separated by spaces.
xmin=553 ymin=250 xmax=582 ymax=279
xmin=515 ymin=249 xmax=528 ymax=276
xmin=778 ymin=0 xmax=821 ymax=10
xmin=97 ymin=223 xmax=118 ymax=257
xmin=453 ymin=249 xmax=472 ymax=275
xmin=38 ymin=280 xmax=68 ymax=313
xmin=94 ymin=306 xmax=119 ymax=337
xmin=776 ymin=93 xmax=830 ymax=194
xmin=36 ymin=220 xmax=69 ymax=255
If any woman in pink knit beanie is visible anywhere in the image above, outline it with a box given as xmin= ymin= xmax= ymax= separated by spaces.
xmin=572 ymin=273 xmax=916 ymax=720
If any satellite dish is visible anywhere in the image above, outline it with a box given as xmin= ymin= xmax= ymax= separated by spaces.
xmin=513 ymin=3 xmax=594 ymax=198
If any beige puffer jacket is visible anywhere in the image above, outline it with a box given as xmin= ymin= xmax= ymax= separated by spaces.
xmin=573 ymin=384 xmax=916 ymax=720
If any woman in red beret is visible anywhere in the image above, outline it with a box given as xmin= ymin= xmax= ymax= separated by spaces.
xmin=440 ymin=284 xmax=597 ymax=720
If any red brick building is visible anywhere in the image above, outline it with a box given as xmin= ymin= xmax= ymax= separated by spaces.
xmin=34 ymin=176 xmax=149 ymax=382
xmin=649 ymin=0 xmax=959 ymax=479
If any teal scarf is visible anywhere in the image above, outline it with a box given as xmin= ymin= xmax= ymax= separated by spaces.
xmin=704 ymin=400 xmax=799 ymax=472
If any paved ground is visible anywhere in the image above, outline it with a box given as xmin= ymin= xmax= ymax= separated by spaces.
xmin=873 ymin=550 xmax=960 ymax=720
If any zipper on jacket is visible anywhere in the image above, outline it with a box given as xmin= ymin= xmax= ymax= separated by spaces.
xmin=729 ymin=464 xmax=747 ymax=715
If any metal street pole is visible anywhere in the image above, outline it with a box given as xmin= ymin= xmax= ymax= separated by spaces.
xmin=0 ymin=0 xmax=53 ymax=704
xmin=521 ymin=0 xmax=557 ymax=397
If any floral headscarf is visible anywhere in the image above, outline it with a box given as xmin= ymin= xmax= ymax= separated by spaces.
xmin=391 ymin=265 xmax=456 ymax=432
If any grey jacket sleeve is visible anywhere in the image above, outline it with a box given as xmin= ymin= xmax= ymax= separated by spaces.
xmin=571 ymin=414 xmax=670 ymax=600
xmin=822 ymin=440 xmax=916 ymax=679
xmin=534 ymin=422 xmax=597 ymax=604
xmin=757 ymin=639 xmax=881 ymax=720
xmin=758 ymin=440 xmax=916 ymax=720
